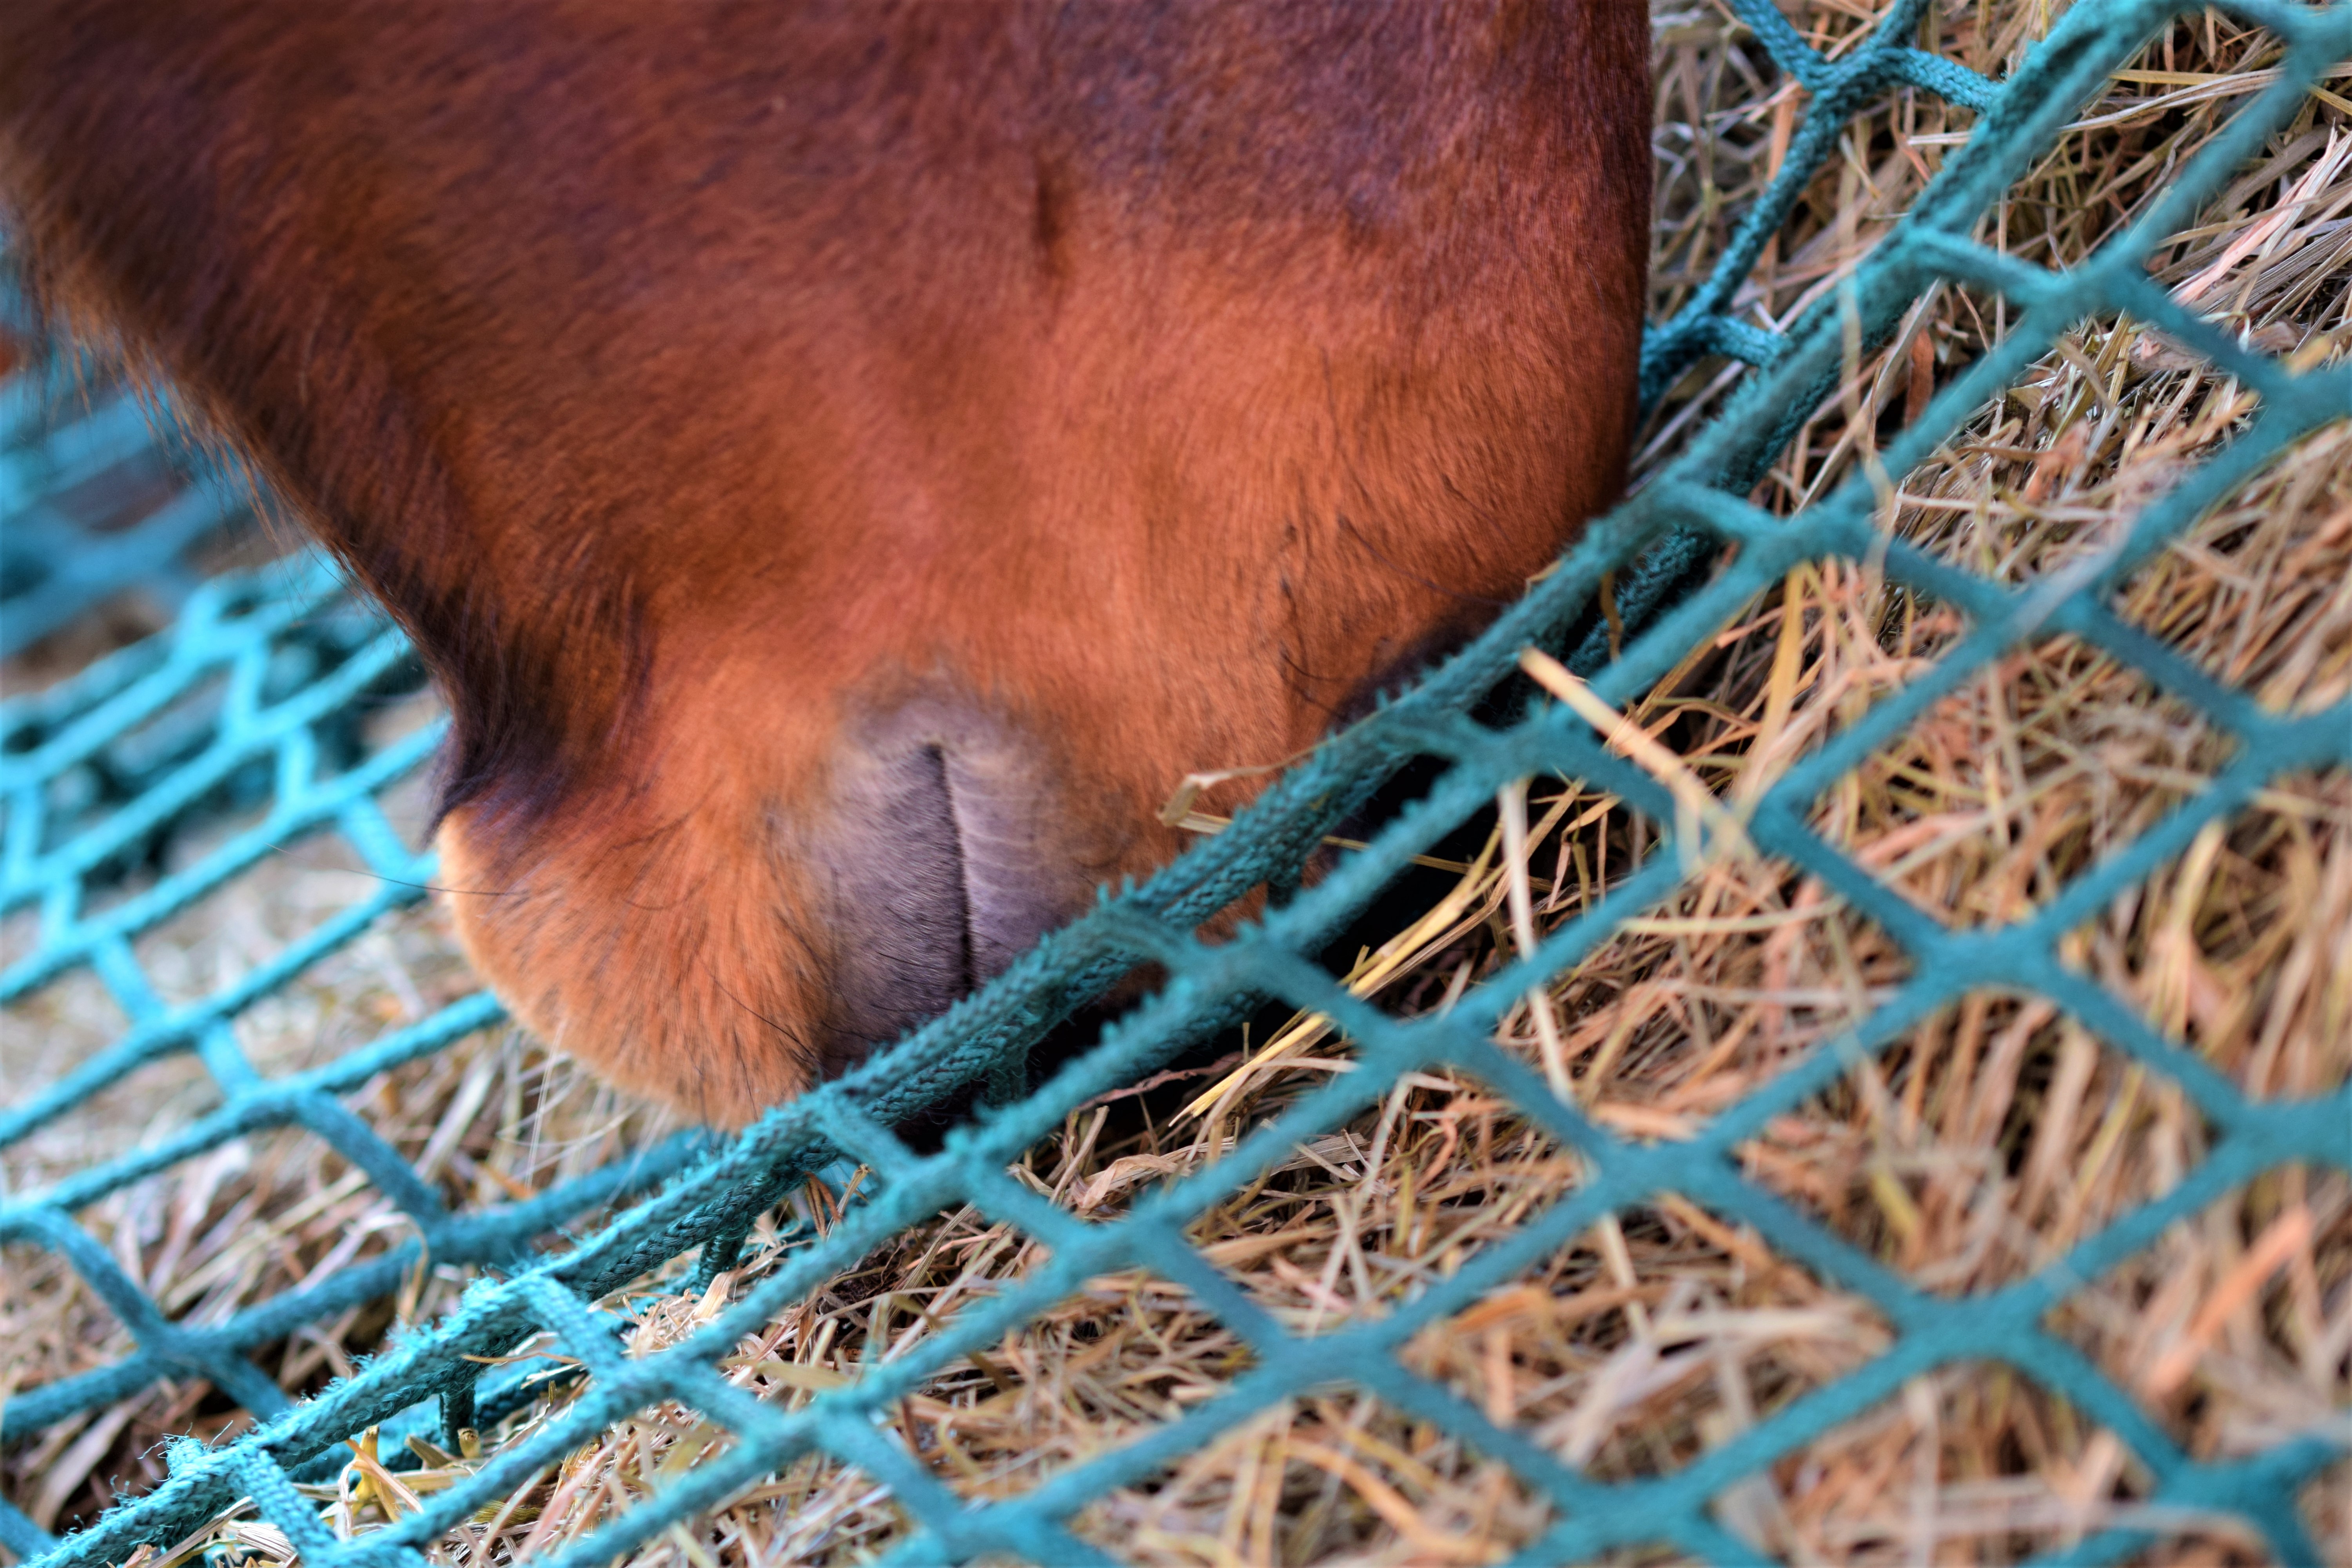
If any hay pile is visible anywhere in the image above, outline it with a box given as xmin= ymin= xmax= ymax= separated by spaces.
xmin=4 ymin=0 xmax=2346 ymax=1561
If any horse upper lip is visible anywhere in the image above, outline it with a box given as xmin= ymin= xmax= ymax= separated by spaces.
xmin=809 ymin=709 xmax=1076 ymax=1075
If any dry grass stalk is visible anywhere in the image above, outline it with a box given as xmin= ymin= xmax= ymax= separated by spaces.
xmin=5 ymin=0 xmax=2347 ymax=1562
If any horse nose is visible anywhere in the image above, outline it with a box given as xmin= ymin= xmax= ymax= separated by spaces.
xmin=812 ymin=710 xmax=1077 ymax=1073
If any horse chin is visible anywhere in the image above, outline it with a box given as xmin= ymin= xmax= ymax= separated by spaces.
xmin=432 ymin=805 xmax=804 ymax=1129
xmin=430 ymin=699 xmax=1118 ymax=1129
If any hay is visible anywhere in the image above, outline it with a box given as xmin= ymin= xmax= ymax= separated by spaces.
xmin=4 ymin=0 xmax=2346 ymax=1561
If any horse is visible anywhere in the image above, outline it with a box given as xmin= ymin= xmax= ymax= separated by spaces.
xmin=0 ymin=0 xmax=1651 ymax=1126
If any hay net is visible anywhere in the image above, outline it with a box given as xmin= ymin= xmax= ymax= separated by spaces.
xmin=2 ymin=0 xmax=2347 ymax=1561
xmin=0 ymin=269 xmax=243 ymax=662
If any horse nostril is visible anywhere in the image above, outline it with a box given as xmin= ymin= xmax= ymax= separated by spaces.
xmin=813 ymin=715 xmax=1074 ymax=1076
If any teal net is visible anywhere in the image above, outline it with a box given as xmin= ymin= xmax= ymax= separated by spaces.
xmin=3 ymin=0 xmax=2347 ymax=1561
xmin=0 ymin=261 xmax=247 ymax=661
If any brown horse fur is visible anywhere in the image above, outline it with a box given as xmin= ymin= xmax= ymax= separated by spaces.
xmin=0 ymin=0 xmax=1650 ymax=1126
